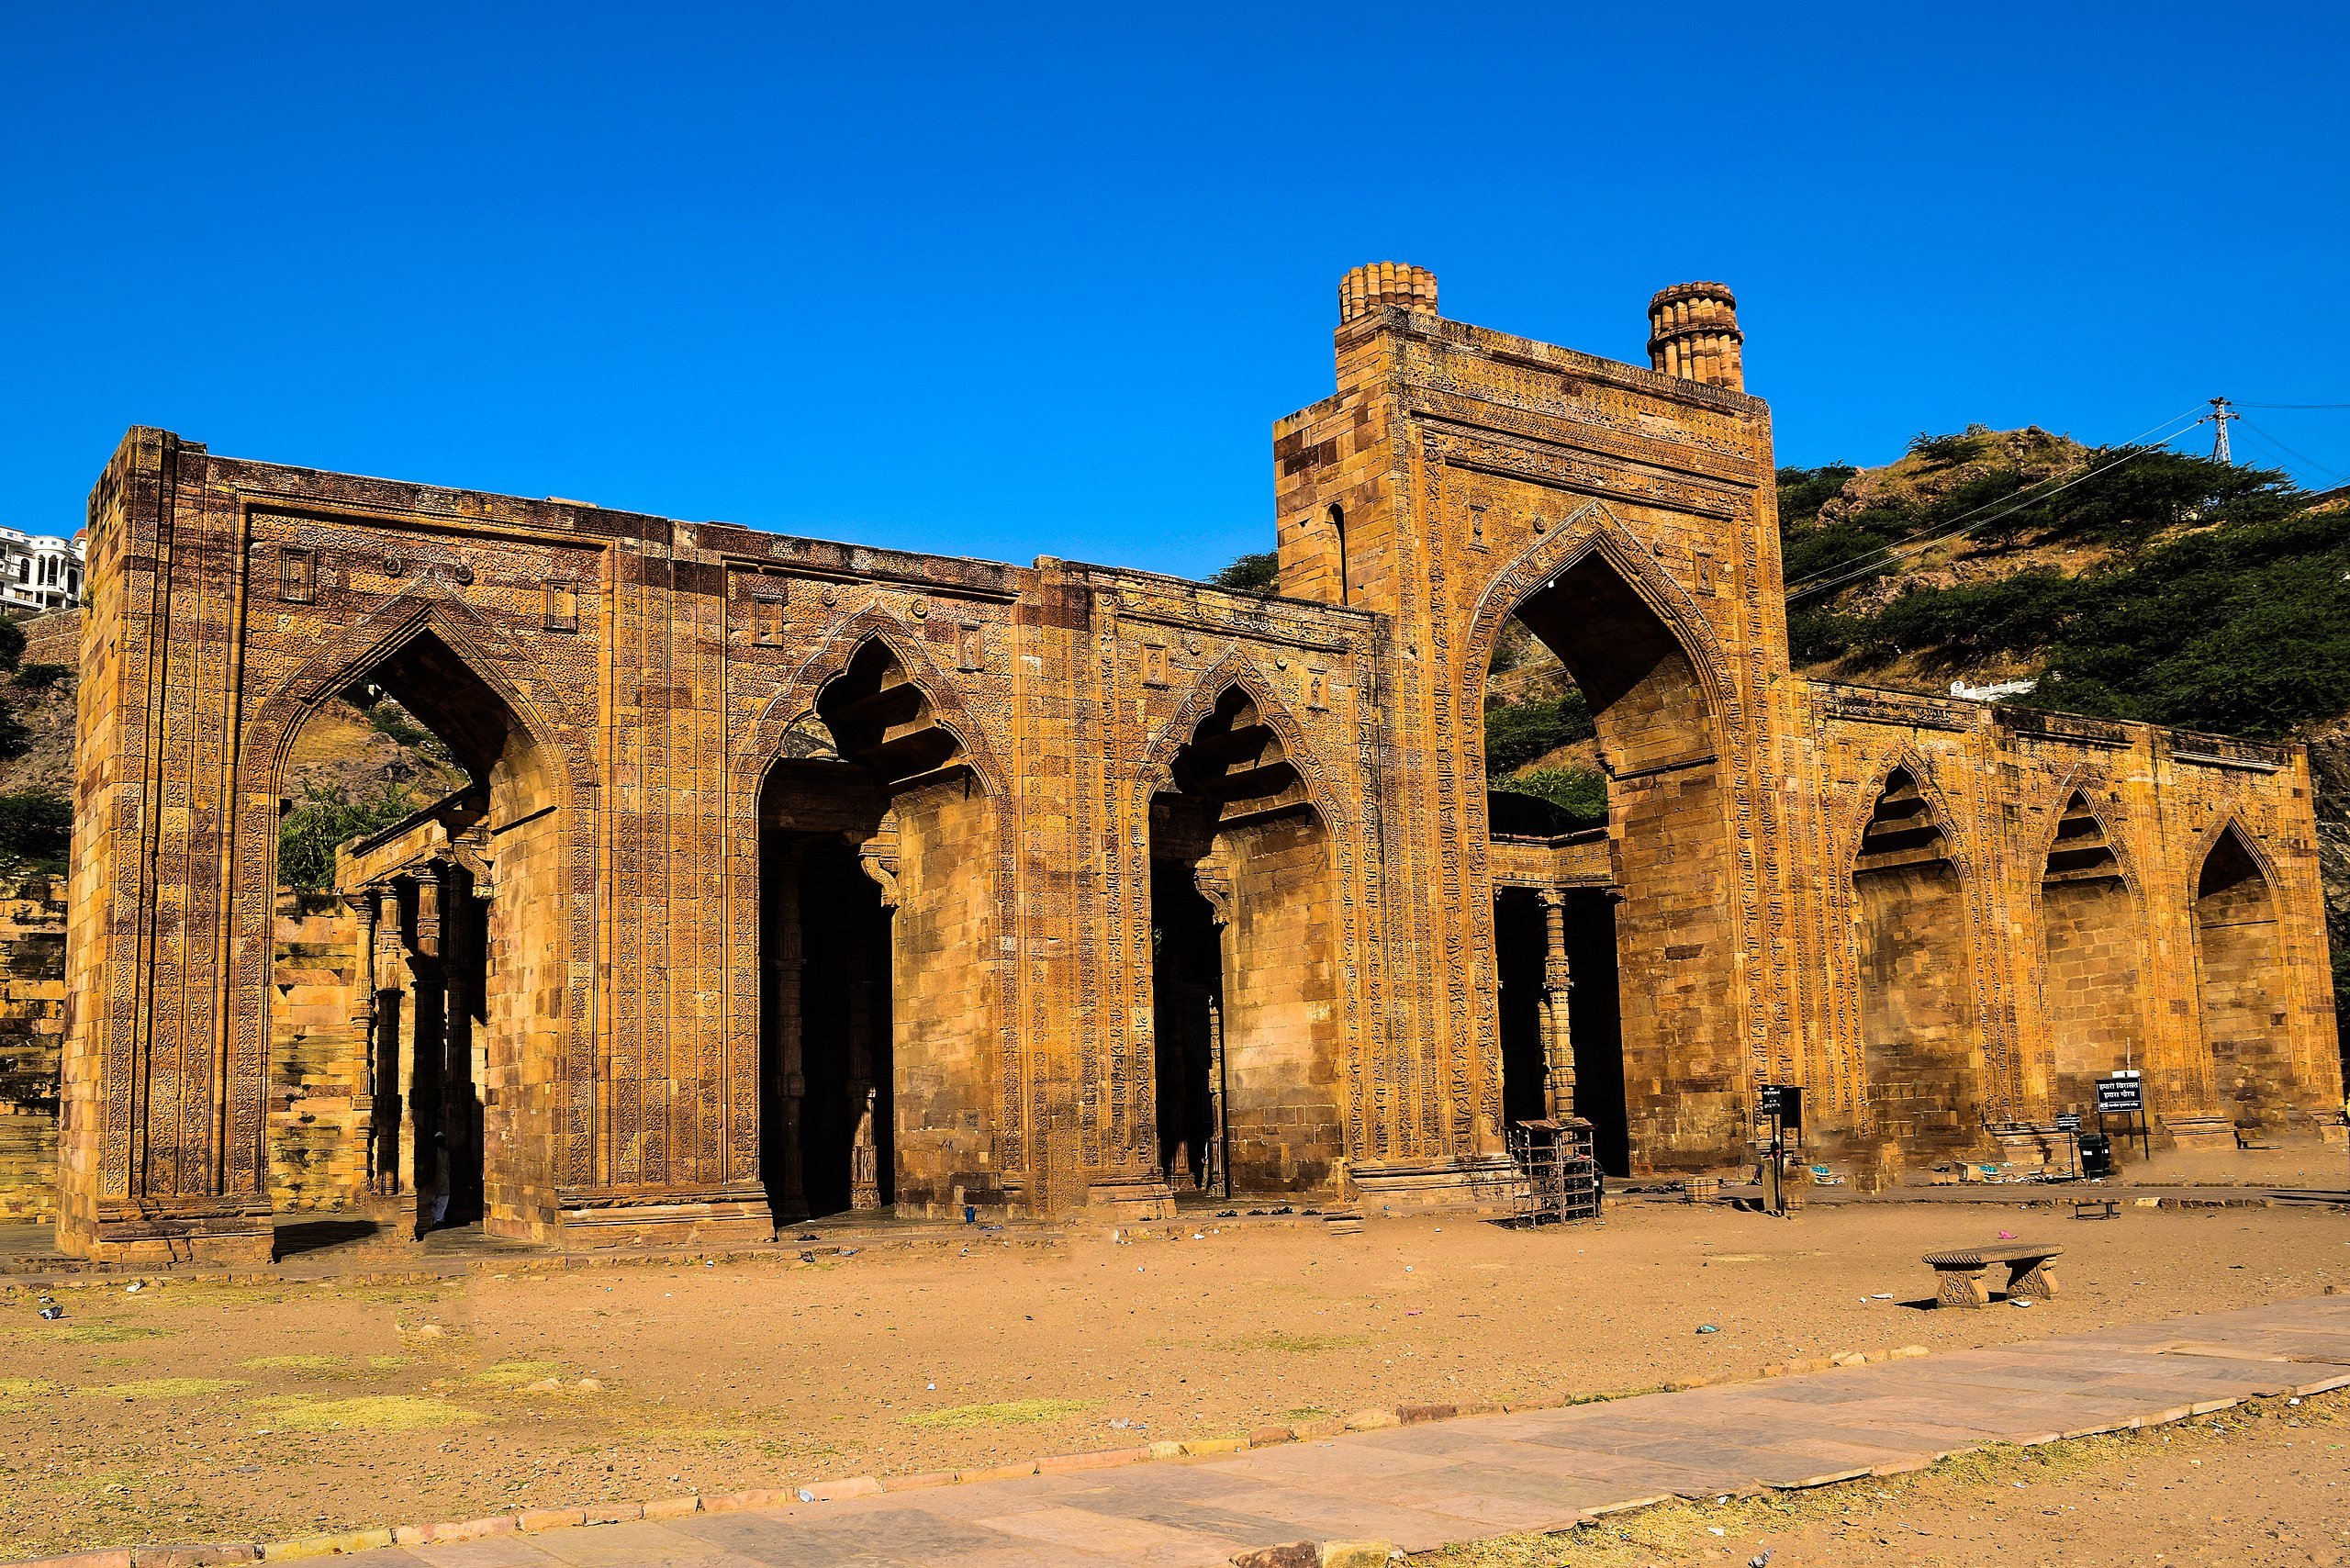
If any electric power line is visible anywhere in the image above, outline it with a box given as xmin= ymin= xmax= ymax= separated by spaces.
xmin=2232 ymin=418 xmax=2346 ymax=486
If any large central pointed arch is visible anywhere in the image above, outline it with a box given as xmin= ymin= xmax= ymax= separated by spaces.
xmin=1459 ymin=500 xmax=1752 ymax=1173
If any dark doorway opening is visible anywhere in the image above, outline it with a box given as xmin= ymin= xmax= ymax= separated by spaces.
xmin=1151 ymin=857 xmax=1225 ymax=1193
xmin=757 ymin=761 xmax=895 ymax=1222
xmin=1494 ymin=890 xmax=1549 ymax=1129
xmin=272 ymin=622 xmax=554 ymax=1246
xmin=1146 ymin=685 xmax=1342 ymax=1198
xmin=1563 ymin=889 xmax=1629 ymax=1177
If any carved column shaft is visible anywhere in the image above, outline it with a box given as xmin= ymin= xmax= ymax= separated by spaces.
xmin=1195 ymin=858 xmax=1235 ymax=1199
xmin=1539 ymin=890 xmax=1575 ymax=1121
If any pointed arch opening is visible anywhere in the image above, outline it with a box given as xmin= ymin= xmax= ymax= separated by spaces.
xmin=1147 ymin=683 xmax=1339 ymax=1199
xmin=2038 ymin=792 xmax=2144 ymax=1119
xmin=1852 ymin=767 xmax=1984 ymax=1161
xmin=756 ymin=635 xmax=992 ymax=1221
xmin=1481 ymin=543 xmax=1731 ymax=1174
xmin=2194 ymin=822 xmax=2289 ymax=1128
xmin=267 ymin=624 xmax=565 ymax=1249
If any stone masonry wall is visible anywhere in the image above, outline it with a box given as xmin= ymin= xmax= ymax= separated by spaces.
xmin=268 ymin=890 xmax=368 ymax=1211
xmin=0 ymin=873 xmax=67 ymax=1220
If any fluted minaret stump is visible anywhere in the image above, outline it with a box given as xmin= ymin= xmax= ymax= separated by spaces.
xmin=1339 ymin=262 xmax=1438 ymax=324
xmin=1647 ymin=281 xmax=1744 ymax=391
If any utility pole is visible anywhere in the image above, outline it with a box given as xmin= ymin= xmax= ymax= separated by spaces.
xmin=2209 ymin=396 xmax=2236 ymax=464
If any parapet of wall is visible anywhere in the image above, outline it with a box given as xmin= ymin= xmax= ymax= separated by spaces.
xmin=0 ymin=872 xmax=69 ymax=1220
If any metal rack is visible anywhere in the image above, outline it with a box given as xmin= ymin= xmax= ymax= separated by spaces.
xmin=1508 ymin=1116 xmax=1602 ymax=1224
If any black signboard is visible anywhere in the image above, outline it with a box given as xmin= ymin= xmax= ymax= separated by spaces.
xmin=1758 ymin=1084 xmax=1804 ymax=1133
xmin=2054 ymin=1112 xmax=2083 ymax=1133
xmin=2094 ymin=1076 xmax=2144 ymax=1114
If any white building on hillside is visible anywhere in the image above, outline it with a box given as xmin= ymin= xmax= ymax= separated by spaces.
xmin=0 ymin=528 xmax=84 ymax=614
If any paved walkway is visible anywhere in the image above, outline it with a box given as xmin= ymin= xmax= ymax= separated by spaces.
xmin=310 ymin=1293 xmax=2350 ymax=1568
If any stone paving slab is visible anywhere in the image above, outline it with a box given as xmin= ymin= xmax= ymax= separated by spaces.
xmin=84 ymin=1294 xmax=2350 ymax=1568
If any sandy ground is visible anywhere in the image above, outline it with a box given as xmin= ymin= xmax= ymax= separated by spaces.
xmin=2 ymin=1200 xmax=2346 ymax=1557
xmin=1438 ymin=1384 xmax=2350 ymax=1566
xmin=2062 ymin=1139 xmax=2347 ymax=1191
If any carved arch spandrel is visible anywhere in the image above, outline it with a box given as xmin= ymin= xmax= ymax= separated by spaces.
xmin=1132 ymin=645 xmax=1349 ymax=834
xmin=2023 ymin=771 xmax=2143 ymax=896
xmin=732 ymin=605 xmax=1011 ymax=802
xmin=1832 ymin=746 xmax=1981 ymax=878
xmin=242 ymin=583 xmax=594 ymax=803
xmin=1455 ymin=498 xmax=1766 ymax=1143
xmin=2184 ymin=807 xmax=2287 ymax=908
xmin=1460 ymin=498 xmax=1741 ymax=749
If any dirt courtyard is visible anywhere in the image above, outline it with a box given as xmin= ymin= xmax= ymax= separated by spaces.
xmin=3 ymin=1199 xmax=2345 ymax=1557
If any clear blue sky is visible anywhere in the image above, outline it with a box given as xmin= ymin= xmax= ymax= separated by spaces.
xmin=4 ymin=4 xmax=2344 ymax=578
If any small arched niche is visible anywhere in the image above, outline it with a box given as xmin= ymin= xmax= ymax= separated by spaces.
xmin=2038 ymin=792 xmax=2144 ymax=1116
xmin=1852 ymin=767 xmax=1984 ymax=1161
xmin=2193 ymin=823 xmax=2290 ymax=1128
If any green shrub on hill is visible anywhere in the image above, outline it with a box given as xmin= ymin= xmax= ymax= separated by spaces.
xmin=1483 ymin=690 xmax=1595 ymax=774
xmin=1491 ymin=765 xmax=1608 ymax=828
xmin=277 ymin=780 xmax=422 ymax=891
xmin=0 ymin=790 xmax=71 ymax=872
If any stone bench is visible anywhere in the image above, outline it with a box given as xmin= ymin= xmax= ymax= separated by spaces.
xmin=1923 ymin=1241 xmax=2062 ymax=1307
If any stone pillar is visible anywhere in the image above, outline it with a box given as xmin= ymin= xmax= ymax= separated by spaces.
xmin=850 ymin=1086 xmax=881 ymax=1213
xmin=1204 ymin=993 xmax=1228 ymax=1199
xmin=372 ymin=886 xmax=415 ymax=1203
xmin=1194 ymin=859 xmax=1236 ymax=1198
xmin=435 ymin=866 xmax=467 ymax=1226
xmin=1538 ymin=890 xmax=1575 ymax=1122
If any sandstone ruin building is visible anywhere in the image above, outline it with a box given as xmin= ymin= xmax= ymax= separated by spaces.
xmin=50 ymin=265 xmax=2344 ymax=1261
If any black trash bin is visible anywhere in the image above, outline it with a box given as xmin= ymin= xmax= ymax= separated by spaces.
xmin=2077 ymin=1132 xmax=2114 ymax=1180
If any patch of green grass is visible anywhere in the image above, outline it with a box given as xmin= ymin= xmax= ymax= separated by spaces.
xmin=1282 ymin=1406 xmax=1330 ymax=1420
xmin=84 ymin=1377 xmax=243 ymax=1399
xmin=254 ymin=1394 xmax=488 ymax=1432
xmin=657 ymin=1424 xmax=761 ymax=1449
xmin=0 ymin=1375 xmax=58 ymax=1410
xmin=3 ymin=1321 xmax=169 ymax=1344
xmin=241 ymin=1354 xmax=343 ymax=1372
xmin=465 ymin=1360 xmax=569 ymax=1388
xmin=901 ymin=1398 xmax=1094 ymax=1431
xmin=1221 ymin=1331 xmax=1368 ymax=1353
xmin=366 ymin=1354 xmax=415 ymax=1370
